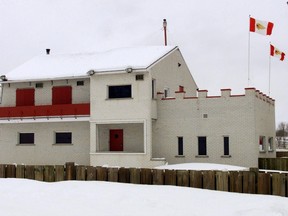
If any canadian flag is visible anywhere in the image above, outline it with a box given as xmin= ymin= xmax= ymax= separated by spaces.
xmin=270 ymin=44 xmax=285 ymax=61
xmin=250 ymin=17 xmax=274 ymax=36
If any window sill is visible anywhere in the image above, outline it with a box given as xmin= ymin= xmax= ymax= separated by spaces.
xmin=175 ymin=155 xmax=185 ymax=158
xmin=53 ymin=143 xmax=73 ymax=146
xmin=221 ymin=155 xmax=231 ymax=158
xmin=17 ymin=144 xmax=35 ymax=146
xmin=268 ymin=150 xmax=274 ymax=152
xmin=195 ymin=155 xmax=209 ymax=158
xmin=259 ymin=150 xmax=266 ymax=153
xmin=106 ymin=98 xmax=133 ymax=100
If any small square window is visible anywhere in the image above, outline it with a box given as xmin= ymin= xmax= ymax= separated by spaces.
xmin=135 ymin=74 xmax=144 ymax=81
xmin=35 ymin=83 xmax=43 ymax=88
xmin=19 ymin=133 xmax=34 ymax=144
xmin=77 ymin=81 xmax=84 ymax=86
xmin=203 ymin=114 xmax=208 ymax=118
xmin=55 ymin=132 xmax=72 ymax=144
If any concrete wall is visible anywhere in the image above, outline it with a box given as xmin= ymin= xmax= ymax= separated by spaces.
xmin=0 ymin=121 xmax=90 ymax=165
xmin=0 ymin=78 xmax=90 ymax=106
xmin=152 ymin=88 xmax=276 ymax=168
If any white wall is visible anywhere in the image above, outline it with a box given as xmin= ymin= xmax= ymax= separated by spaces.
xmin=0 ymin=121 xmax=90 ymax=165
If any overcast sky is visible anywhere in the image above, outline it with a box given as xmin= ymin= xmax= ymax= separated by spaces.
xmin=0 ymin=0 xmax=287 ymax=124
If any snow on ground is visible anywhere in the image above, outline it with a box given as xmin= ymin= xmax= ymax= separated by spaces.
xmin=0 ymin=178 xmax=287 ymax=216
xmin=155 ymin=163 xmax=249 ymax=171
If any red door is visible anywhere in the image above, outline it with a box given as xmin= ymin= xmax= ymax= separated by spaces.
xmin=110 ymin=129 xmax=123 ymax=151
xmin=52 ymin=86 xmax=72 ymax=105
xmin=16 ymin=89 xmax=35 ymax=106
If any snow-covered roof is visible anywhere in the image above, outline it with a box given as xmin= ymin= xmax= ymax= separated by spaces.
xmin=3 ymin=46 xmax=178 ymax=82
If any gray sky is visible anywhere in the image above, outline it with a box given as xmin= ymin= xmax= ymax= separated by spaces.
xmin=0 ymin=0 xmax=287 ymax=124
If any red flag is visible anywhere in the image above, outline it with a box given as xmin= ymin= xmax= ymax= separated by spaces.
xmin=270 ymin=44 xmax=285 ymax=61
xmin=250 ymin=17 xmax=274 ymax=36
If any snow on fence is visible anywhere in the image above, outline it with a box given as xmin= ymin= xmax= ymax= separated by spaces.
xmin=0 ymin=162 xmax=287 ymax=197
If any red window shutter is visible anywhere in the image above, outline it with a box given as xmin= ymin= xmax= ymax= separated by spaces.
xmin=52 ymin=86 xmax=72 ymax=105
xmin=16 ymin=89 xmax=35 ymax=106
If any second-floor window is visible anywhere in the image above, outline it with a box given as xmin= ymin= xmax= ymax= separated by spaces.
xmin=52 ymin=86 xmax=72 ymax=105
xmin=16 ymin=88 xmax=35 ymax=106
xmin=108 ymin=85 xmax=132 ymax=99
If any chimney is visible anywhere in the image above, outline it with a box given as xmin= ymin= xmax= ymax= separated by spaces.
xmin=163 ymin=19 xmax=167 ymax=46
xmin=46 ymin=49 xmax=50 ymax=55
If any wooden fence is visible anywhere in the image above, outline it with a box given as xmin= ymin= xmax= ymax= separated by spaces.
xmin=259 ymin=158 xmax=288 ymax=171
xmin=0 ymin=162 xmax=287 ymax=197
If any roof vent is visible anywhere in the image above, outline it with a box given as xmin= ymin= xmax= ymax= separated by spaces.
xmin=46 ymin=49 xmax=50 ymax=55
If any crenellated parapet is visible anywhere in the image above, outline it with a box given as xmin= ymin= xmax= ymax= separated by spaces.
xmin=158 ymin=85 xmax=275 ymax=106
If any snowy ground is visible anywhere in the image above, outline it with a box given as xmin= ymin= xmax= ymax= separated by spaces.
xmin=0 ymin=178 xmax=287 ymax=216
xmin=155 ymin=163 xmax=249 ymax=171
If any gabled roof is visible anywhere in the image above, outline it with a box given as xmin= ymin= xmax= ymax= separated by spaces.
xmin=3 ymin=46 xmax=178 ymax=82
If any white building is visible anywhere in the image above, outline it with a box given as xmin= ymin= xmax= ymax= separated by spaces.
xmin=0 ymin=46 xmax=275 ymax=168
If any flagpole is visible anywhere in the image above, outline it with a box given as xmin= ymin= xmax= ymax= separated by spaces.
xmin=268 ymin=42 xmax=271 ymax=96
xmin=248 ymin=15 xmax=251 ymax=87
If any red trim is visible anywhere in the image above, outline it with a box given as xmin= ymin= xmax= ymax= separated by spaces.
xmin=157 ymin=92 xmax=164 ymax=95
xmin=249 ymin=17 xmax=255 ymax=32
xmin=270 ymin=44 xmax=274 ymax=56
xmin=175 ymin=91 xmax=186 ymax=94
xmin=0 ymin=103 xmax=90 ymax=118
xmin=161 ymin=98 xmax=175 ymax=100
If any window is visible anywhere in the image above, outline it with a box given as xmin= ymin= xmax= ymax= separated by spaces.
xmin=55 ymin=132 xmax=72 ymax=144
xmin=16 ymin=88 xmax=35 ymax=106
xmin=164 ymin=88 xmax=170 ymax=98
xmin=203 ymin=114 xmax=208 ymax=118
xmin=108 ymin=85 xmax=132 ymax=99
xmin=77 ymin=81 xmax=84 ymax=86
xmin=177 ymin=137 xmax=183 ymax=155
xmin=198 ymin=136 xmax=207 ymax=155
xmin=52 ymin=86 xmax=72 ymax=105
xmin=224 ymin=136 xmax=229 ymax=155
xmin=152 ymin=79 xmax=156 ymax=99
xmin=19 ymin=133 xmax=34 ymax=144
xmin=268 ymin=137 xmax=273 ymax=151
xmin=259 ymin=136 xmax=266 ymax=151
xmin=35 ymin=83 xmax=43 ymax=88
xmin=135 ymin=74 xmax=144 ymax=81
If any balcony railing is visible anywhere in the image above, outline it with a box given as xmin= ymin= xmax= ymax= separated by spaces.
xmin=0 ymin=103 xmax=90 ymax=119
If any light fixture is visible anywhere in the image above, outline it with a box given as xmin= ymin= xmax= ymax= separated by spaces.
xmin=125 ymin=67 xmax=133 ymax=73
xmin=0 ymin=75 xmax=7 ymax=81
xmin=87 ymin=70 xmax=96 ymax=76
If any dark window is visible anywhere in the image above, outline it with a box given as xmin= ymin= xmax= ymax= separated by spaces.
xmin=55 ymin=132 xmax=72 ymax=144
xmin=35 ymin=83 xmax=43 ymax=88
xmin=135 ymin=74 xmax=144 ymax=81
xmin=52 ymin=86 xmax=72 ymax=105
xmin=77 ymin=81 xmax=84 ymax=86
xmin=178 ymin=137 xmax=183 ymax=155
xmin=152 ymin=79 xmax=156 ymax=99
xmin=108 ymin=85 xmax=131 ymax=99
xmin=224 ymin=136 xmax=229 ymax=155
xmin=19 ymin=133 xmax=34 ymax=144
xmin=16 ymin=89 xmax=35 ymax=106
xmin=198 ymin=136 xmax=207 ymax=155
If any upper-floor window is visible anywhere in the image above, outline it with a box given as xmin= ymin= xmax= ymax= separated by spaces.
xmin=19 ymin=133 xmax=34 ymax=144
xmin=52 ymin=86 xmax=72 ymax=105
xmin=198 ymin=136 xmax=207 ymax=155
xmin=259 ymin=136 xmax=266 ymax=152
xmin=16 ymin=88 xmax=35 ymax=106
xmin=108 ymin=85 xmax=132 ymax=99
xmin=55 ymin=132 xmax=72 ymax=144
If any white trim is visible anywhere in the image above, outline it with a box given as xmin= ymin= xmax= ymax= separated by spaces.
xmin=0 ymin=116 xmax=90 ymax=124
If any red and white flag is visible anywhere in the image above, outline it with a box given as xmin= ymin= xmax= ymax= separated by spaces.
xmin=270 ymin=44 xmax=285 ymax=61
xmin=250 ymin=17 xmax=274 ymax=36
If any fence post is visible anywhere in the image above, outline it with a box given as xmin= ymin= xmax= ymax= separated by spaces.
xmin=216 ymin=171 xmax=228 ymax=191
xmin=6 ymin=164 xmax=16 ymax=178
xmin=16 ymin=164 xmax=25 ymax=178
xmin=65 ymin=162 xmax=76 ymax=180
xmin=177 ymin=170 xmax=189 ymax=187
xmin=229 ymin=171 xmax=243 ymax=193
xmin=140 ymin=168 xmax=152 ymax=185
xmin=272 ymin=173 xmax=286 ymax=197
xmin=86 ymin=166 xmax=97 ymax=181
xmin=189 ymin=170 xmax=203 ymax=188
xmin=108 ymin=167 xmax=119 ymax=182
xmin=96 ymin=167 xmax=107 ymax=181
xmin=0 ymin=164 xmax=6 ymax=178
xmin=203 ymin=171 xmax=215 ymax=190
xmin=25 ymin=165 xmax=35 ymax=180
xmin=44 ymin=165 xmax=55 ymax=182
xmin=55 ymin=165 xmax=65 ymax=181
xmin=118 ymin=167 xmax=130 ymax=183
xmin=164 ymin=170 xmax=176 ymax=186
xmin=35 ymin=165 xmax=44 ymax=181
xmin=258 ymin=172 xmax=271 ymax=195
xmin=152 ymin=169 xmax=164 ymax=185
xmin=130 ymin=168 xmax=140 ymax=184
xmin=76 ymin=165 xmax=87 ymax=181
